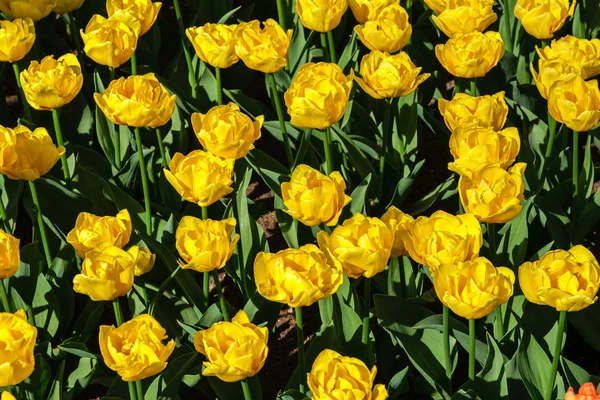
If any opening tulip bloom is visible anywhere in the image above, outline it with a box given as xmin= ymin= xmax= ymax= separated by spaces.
xmin=53 ymin=0 xmax=84 ymax=14
xmin=94 ymin=73 xmax=176 ymax=128
xmin=191 ymin=103 xmax=263 ymax=160
xmin=531 ymin=58 xmax=581 ymax=100
xmin=99 ymin=314 xmax=175 ymax=381
xmin=566 ymin=383 xmax=600 ymax=400
xmin=548 ymin=75 xmax=600 ymax=133
xmin=194 ymin=310 xmax=268 ymax=382
xmin=186 ymin=23 xmax=239 ymax=69
xmin=432 ymin=0 xmax=497 ymax=38
xmin=519 ymin=246 xmax=600 ymax=312
xmin=0 ymin=310 xmax=37 ymax=386
xmin=66 ymin=209 xmax=132 ymax=257
xmin=233 ymin=19 xmax=292 ymax=74
xmin=20 ymin=54 xmax=84 ymax=111
xmin=514 ymin=0 xmax=576 ymax=40
xmin=536 ymin=36 xmax=600 ymax=79
xmin=106 ymin=0 xmax=162 ymax=36
xmin=348 ymin=0 xmax=398 ymax=23
xmin=0 ymin=229 xmax=19 ymax=279
xmin=0 ymin=18 xmax=35 ymax=63
xmin=81 ymin=15 xmax=140 ymax=68
xmin=354 ymin=3 xmax=412 ymax=53
xmin=438 ymin=92 xmax=509 ymax=133
xmin=281 ymin=164 xmax=352 ymax=227
xmin=296 ymin=0 xmax=349 ymax=33
xmin=381 ymin=206 xmax=414 ymax=258
xmin=435 ymin=31 xmax=505 ymax=78
xmin=0 ymin=0 xmax=56 ymax=21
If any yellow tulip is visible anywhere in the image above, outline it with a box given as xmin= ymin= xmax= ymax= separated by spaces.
xmin=284 ymin=62 xmax=354 ymax=130
xmin=536 ymin=36 xmax=600 ymax=79
xmin=1 ymin=392 xmax=16 ymax=400
xmin=548 ymin=75 xmax=600 ymax=132
xmin=424 ymin=0 xmax=448 ymax=13
xmin=191 ymin=103 xmax=263 ymax=160
xmin=356 ymin=50 xmax=430 ymax=99
xmin=348 ymin=0 xmax=398 ymax=23
xmin=0 ymin=0 xmax=55 ymax=21
xmin=94 ymin=73 xmax=176 ymax=128
xmin=0 ymin=125 xmax=65 ymax=181
xmin=81 ymin=14 xmax=139 ymax=68
xmin=20 ymin=54 xmax=83 ymax=111
xmin=175 ymin=216 xmax=239 ymax=273
xmin=531 ymin=59 xmax=581 ymax=100
xmin=0 ymin=18 xmax=35 ymax=63
xmin=514 ymin=0 xmax=576 ymax=40
xmin=438 ymin=92 xmax=508 ymax=133
xmin=233 ymin=19 xmax=292 ymax=74
xmin=435 ymin=31 xmax=505 ymax=78
xmin=186 ymin=23 xmax=239 ymax=69
xmin=281 ymin=164 xmax=351 ymax=227
xmin=317 ymin=213 xmax=393 ymax=279
xmin=434 ymin=257 xmax=515 ymax=319
xmin=73 ymin=244 xmax=140 ymax=301
xmin=66 ymin=209 xmax=132 ymax=258
xmin=0 ymin=229 xmax=19 ymax=279
xmin=53 ymin=0 xmax=83 ymax=14
xmin=0 ymin=310 xmax=37 ymax=386
xmin=194 ymin=310 xmax=268 ymax=382
xmin=134 ymin=247 xmax=155 ymax=276
xmin=99 ymin=314 xmax=175 ymax=381
xmin=399 ymin=210 xmax=482 ymax=273
xmin=106 ymin=0 xmax=162 ymax=36
xmin=381 ymin=206 xmax=414 ymax=258
xmin=432 ymin=0 xmax=497 ymax=38
xmin=519 ymin=245 xmax=600 ymax=312
xmin=297 ymin=0 xmax=348 ymax=32
xmin=308 ymin=349 xmax=388 ymax=400
xmin=448 ymin=126 xmax=521 ymax=178
xmin=164 ymin=150 xmax=234 ymax=207
xmin=355 ymin=3 xmax=412 ymax=53
xmin=254 ymin=244 xmax=343 ymax=308
xmin=459 ymin=163 xmax=526 ymax=224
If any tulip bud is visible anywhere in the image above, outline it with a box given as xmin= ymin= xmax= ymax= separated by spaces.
xmin=0 ymin=229 xmax=19 ymax=279
xmin=134 ymin=247 xmax=155 ymax=276
xmin=424 ymin=0 xmax=448 ymax=13
xmin=435 ymin=31 xmax=505 ymax=78
xmin=434 ymin=257 xmax=515 ymax=319
xmin=194 ymin=310 xmax=268 ymax=382
xmin=438 ymin=92 xmax=509 ymax=133
xmin=536 ymin=36 xmax=600 ymax=79
xmin=0 ymin=18 xmax=35 ymax=63
xmin=284 ymin=62 xmax=354 ymax=130
xmin=20 ymin=54 xmax=83 ymax=111
xmin=175 ymin=216 xmax=239 ymax=273
xmin=548 ymin=75 xmax=600 ymax=132
xmin=349 ymin=0 xmax=398 ymax=23
xmin=81 ymin=15 xmax=140 ymax=68
xmin=164 ymin=150 xmax=235 ymax=207
xmin=565 ymin=383 xmax=600 ymax=400
xmin=355 ymin=3 xmax=412 ymax=53
xmin=53 ymin=0 xmax=84 ymax=14
xmin=308 ymin=349 xmax=388 ymax=400
xmin=66 ymin=209 xmax=132 ymax=258
xmin=0 ymin=310 xmax=37 ymax=386
xmin=0 ymin=0 xmax=56 ymax=21
xmin=296 ymin=0 xmax=348 ymax=33
xmin=233 ymin=19 xmax=292 ymax=74
xmin=519 ymin=245 xmax=600 ymax=312
xmin=381 ymin=206 xmax=414 ymax=258
xmin=186 ymin=23 xmax=239 ymax=69
xmin=432 ymin=0 xmax=497 ymax=38
xmin=99 ymin=314 xmax=175 ymax=381
xmin=356 ymin=50 xmax=430 ymax=99
xmin=106 ymin=0 xmax=162 ymax=36
xmin=515 ymin=0 xmax=575 ymax=39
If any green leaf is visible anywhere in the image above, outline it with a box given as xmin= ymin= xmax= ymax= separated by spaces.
xmin=517 ymin=329 xmax=562 ymax=400
xmin=475 ymin=333 xmax=507 ymax=399
xmin=66 ymin=358 xmax=98 ymax=398
xmin=71 ymin=300 xmax=104 ymax=343
xmin=505 ymin=196 xmax=535 ymax=267
xmin=387 ymin=366 xmax=410 ymax=399
xmin=21 ymin=354 xmax=51 ymax=400
xmin=57 ymin=342 xmax=99 ymax=359
xmin=349 ymin=174 xmax=371 ymax=215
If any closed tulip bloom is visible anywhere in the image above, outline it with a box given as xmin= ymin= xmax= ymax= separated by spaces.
xmin=281 ymin=164 xmax=351 ymax=227
xmin=94 ymin=73 xmax=176 ymax=128
xmin=531 ymin=59 xmax=580 ymax=100
xmin=519 ymin=245 xmax=600 ymax=312
xmin=435 ymin=31 xmax=505 ymax=78
xmin=433 ymin=0 xmax=497 ymax=38
xmin=438 ymin=92 xmax=508 ymax=133
xmin=318 ymin=213 xmax=393 ymax=279
xmin=66 ymin=209 xmax=132 ymax=257
xmin=192 ymin=103 xmax=263 ymax=160
xmin=106 ymin=0 xmax=161 ymax=36
xmin=0 ymin=0 xmax=55 ymax=21
xmin=99 ymin=314 xmax=175 ymax=381
xmin=0 ymin=229 xmax=19 ymax=279
xmin=308 ymin=349 xmax=388 ymax=400
xmin=20 ymin=54 xmax=83 ymax=111
xmin=356 ymin=51 xmax=430 ymax=99
xmin=448 ymin=127 xmax=521 ymax=178
xmin=514 ymin=0 xmax=575 ymax=39
xmin=566 ymin=383 xmax=600 ymax=400
xmin=194 ymin=310 xmax=268 ymax=382
xmin=434 ymin=257 xmax=515 ymax=319
xmin=234 ymin=19 xmax=292 ymax=74
xmin=164 ymin=150 xmax=234 ymax=207
xmin=424 ymin=0 xmax=448 ymax=13
xmin=175 ymin=216 xmax=239 ymax=273
xmin=53 ymin=0 xmax=84 ymax=14
xmin=381 ymin=206 xmax=414 ymax=258
xmin=285 ymin=62 xmax=354 ymax=130
xmin=134 ymin=247 xmax=155 ymax=276
xmin=0 ymin=310 xmax=37 ymax=387
xmin=0 ymin=18 xmax=35 ymax=63
xmin=537 ymin=36 xmax=600 ymax=79
xmin=186 ymin=23 xmax=239 ymax=69
xmin=399 ymin=210 xmax=482 ymax=273
xmin=349 ymin=0 xmax=398 ymax=23
xmin=355 ymin=4 xmax=411 ymax=54
xmin=548 ymin=75 xmax=600 ymax=132
xmin=297 ymin=0 xmax=348 ymax=32
xmin=81 ymin=15 xmax=139 ymax=68
xmin=2 ymin=392 xmax=16 ymax=400
xmin=255 ymin=244 xmax=343 ymax=308
xmin=459 ymin=163 xmax=526 ymax=224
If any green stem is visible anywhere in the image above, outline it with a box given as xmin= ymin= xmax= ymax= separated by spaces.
xmin=68 ymin=12 xmax=86 ymax=74
xmin=295 ymin=307 xmax=306 ymax=394
xmin=109 ymin=66 xmax=116 ymax=81
xmin=327 ymin=30 xmax=337 ymax=64
xmin=443 ymin=305 xmax=452 ymax=388
xmin=275 ymin=0 xmax=286 ymax=30
xmin=131 ymin=51 xmax=137 ymax=75
xmin=213 ymin=270 xmax=230 ymax=321
xmin=173 ymin=0 xmax=198 ymax=99
xmin=28 ymin=181 xmax=52 ymax=268
xmin=572 ymin=130 xmax=579 ymax=215
xmin=215 ymin=67 xmax=223 ymax=106
xmin=320 ymin=33 xmax=329 ymax=62
xmin=112 ymin=298 xmax=124 ymax=326
xmin=379 ymin=99 xmax=392 ymax=199
xmin=134 ymin=128 xmax=152 ymax=235
xmin=12 ymin=63 xmax=33 ymax=122
xmin=502 ymin=0 xmax=513 ymax=53
xmin=135 ymin=380 xmax=143 ymax=400
xmin=469 ymin=319 xmax=476 ymax=386
xmin=107 ymin=67 xmax=120 ymax=171
xmin=545 ymin=112 xmax=557 ymax=159
xmin=155 ymin=128 xmax=168 ymax=168
xmin=0 ymin=280 xmax=11 ymax=312
xmin=201 ymin=206 xmax=210 ymax=308
xmin=241 ymin=379 xmax=253 ymax=400
xmin=470 ymin=79 xmax=477 ymax=96
xmin=544 ymin=311 xmax=567 ymax=400
xmin=0 ymin=197 xmax=10 ymax=233
xmin=52 ymin=109 xmax=71 ymax=181
xmin=128 ymin=382 xmax=137 ymax=400
xmin=323 ymin=128 xmax=333 ymax=175
xmin=361 ymin=278 xmax=371 ymax=357
xmin=268 ymin=74 xmax=293 ymax=168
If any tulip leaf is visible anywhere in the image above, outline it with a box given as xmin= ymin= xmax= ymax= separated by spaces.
xmin=277 ymin=389 xmax=309 ymax=400
xmin=474 ymin=333 xmax=507 ymax=398
xmin=57 ymin=342 xmax=98 ymax=359
xmin=66 ymin=357 xmax=98 ymax=398
xmin=70 ymin=300 xmax=104 ymax=344
xmin=21 ymin=354 xmax=51 ymax=400
xmin=560 ymin=357 xmax=600 ymax=389
xmin=46 ymin=360 xmax=65 ymax=400
xmin=505 ymin=196 xmax=535 ymax=267
xmin=349 ymin=173 xmax=371 ymax=215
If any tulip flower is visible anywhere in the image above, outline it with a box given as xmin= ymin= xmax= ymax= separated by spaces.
xmin=106 ymin=0 xmax=162 ymax=37
xmin=0 ymin=18 xmax=35 ymax=63
xmin=424 ymin=0 xmax=448 ymax=13
xmin=432 ymin=0 xmax=497 ymax=38
xmin=2 ymin=392 xmax=16 ymax=400
xmin=233 ymin=19 xmax=292 ymax=74
xmin=0 ymin=310 xmax=37 ymax=386
xmin=134 ymin=247 xmax=155 ymax=276
xmin=296 ymin=0 xmax=348 ymax=33
xmin=381 ymin=206 xmax=414 ymax=258
xmin=81 ymin=14 xmax=140 ymax=68
xmin=0 ymin=0 xmax=55 ymax=21
xmin=548 ymin=75 xmax=600 ymax=133
xmin=355 ymin=3 xmax=412 ymax=53
xmin=53 ymin=0 xmax=84 ymax=13
xmin=66 ymin=209 xmax=132 ymax=258
xmin=566 ymin=383 xmax=600 ymax=400
xmin=438 ymin=92 xmax=509 ymax=133
xmin=514 ymin=0 xmax=576 ymax=39
xmin=536 ymin=36 xmax=600 ymax=79
xmin=435 ymin=31 xmax=505 ymax=78
xmin=0 ymin=229 xmax=19 ymax=279
xmin=531 ymin=58 xmax=581 ymax=99
xmin=348 ymin=0 xmax=398 ymax=23
xmin=186 ymin=23 xmax=239 ymax=69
